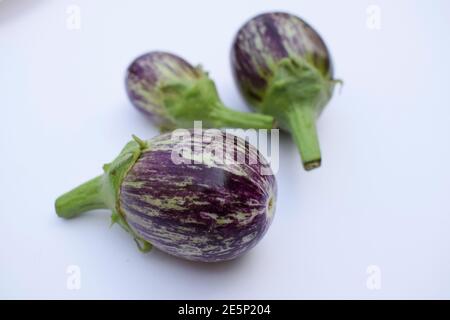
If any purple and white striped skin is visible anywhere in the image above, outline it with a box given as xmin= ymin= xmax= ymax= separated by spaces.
xmin=126 ymin=51 xmax=201 ymax=129
xmin=125 ymin=51 xmax=276 ymax=131
xmin=231 ymin=12 xmax=339 ymax=170
xmin=231 ymin=12 xmax=334 ymax=108
xmin=120 ymin=131 xmax=277 ymax=262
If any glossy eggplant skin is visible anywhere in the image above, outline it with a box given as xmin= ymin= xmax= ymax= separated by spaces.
xmin=126 ymin=51 xmax=200 ymax=130
xmin=231 ymin=12 xmax=334 ymax=108
xmin=120 ymin=131 xmax=277 ymax=262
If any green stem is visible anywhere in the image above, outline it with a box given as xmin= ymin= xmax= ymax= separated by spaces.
xmin=286 ymin=106 xmax=321 ymax=170
xmin=212 ymin=105 xmax=275 ymax=129
xmin=55 ymin=175 xmax=107 ymax=219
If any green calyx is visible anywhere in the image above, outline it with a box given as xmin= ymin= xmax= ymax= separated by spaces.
xmin=55 ymin=135 xmax=152 ymax=252
xmin=261 ymin=56 xmax=340 ymax=170
xmin=158 ymin=67 xmax=275 ymax=131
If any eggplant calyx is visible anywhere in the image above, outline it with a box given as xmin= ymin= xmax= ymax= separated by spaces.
xmin=261 ymin=57 xmax=337 ymax=170
xmin=55 ymin=135 xmax=153 ymax=252
xmin=159 ymin=68 xmax=275 ymax=130
xmin=103 ymin=135 xmax=152 ymax=251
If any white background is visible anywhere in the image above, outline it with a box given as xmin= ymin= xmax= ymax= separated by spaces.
xmin=1 ymin=0 xmax=449 ymax=299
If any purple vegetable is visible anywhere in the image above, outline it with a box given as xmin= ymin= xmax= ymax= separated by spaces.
xmin=126 ymin=51 xmax=275 ymax=131
xmin=231 ymin=12 xmax=340 ymax=170
xmin=55 ymin=131 xmax=276 ymax=262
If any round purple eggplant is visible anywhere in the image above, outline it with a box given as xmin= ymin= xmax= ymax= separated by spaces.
xmin=231 ymin=12 xmax=341 ymax=170
xmin=126 ymin=51 xmax=275 ymax=132
xmin=55 ymin=131 xmax=276 ymax=262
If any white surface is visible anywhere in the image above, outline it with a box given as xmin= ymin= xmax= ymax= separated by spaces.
xmin=1 ymin=0 xmax=450 ymax=299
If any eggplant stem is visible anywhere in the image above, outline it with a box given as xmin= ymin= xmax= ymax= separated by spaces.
xmin=55 ymin=175 xmax=107 ymax=218
xmin=211 ymin=104 xmax=275 ymax=129
xmin=286 ymin=107 xmax=321 ymax=171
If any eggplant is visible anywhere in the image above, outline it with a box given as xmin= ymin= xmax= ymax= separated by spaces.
xmin=126 ymin=51 xmax=275 ymax=131
xmin=231 ymin=12 xmax=340 ymax=170
xmin=55 ymin=131 xmax=277 ymax=262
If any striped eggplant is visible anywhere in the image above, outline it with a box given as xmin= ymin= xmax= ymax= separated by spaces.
xmin=126 ymin=51 xmax=275 ymax=132
xmin=55 ymin=131 xmax=277 ymax=262
xmin=231 ymin=12 xmax=341 ymax=170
